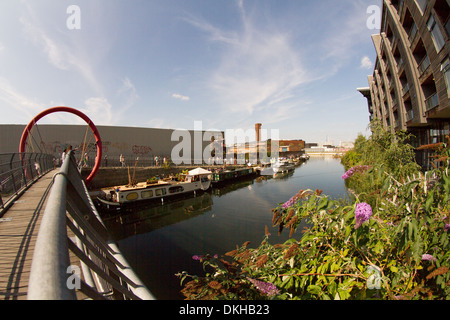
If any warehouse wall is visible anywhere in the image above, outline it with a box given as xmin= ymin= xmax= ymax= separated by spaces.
xmin=0 ymin=124 xmax=223 ymax=165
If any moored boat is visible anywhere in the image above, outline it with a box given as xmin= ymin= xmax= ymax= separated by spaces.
xmin=272 ymin=160 xmax=295 ymax=174
xmin=96 ymin=167 xmax=212 ymax=209
xmin=300 ymin=154 xmax=310 ymax=160
xmin=211 ymin=167 xmax=255 ymax=185
xmin=254 ymin=163 xmax=274 ymax=176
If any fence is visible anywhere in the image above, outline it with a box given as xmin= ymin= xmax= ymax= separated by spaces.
xmin=0 ymin=153 xmax=54 ymax=216
xmin=27 ymin=150 xmax=155 ymax=300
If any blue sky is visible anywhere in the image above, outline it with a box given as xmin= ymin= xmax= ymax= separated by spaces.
xmin=0 ymin=0 xmax=381 ymax=144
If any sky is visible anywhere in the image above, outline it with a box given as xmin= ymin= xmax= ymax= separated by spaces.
xmin=0 ymin=0 xmax=382 ymax=145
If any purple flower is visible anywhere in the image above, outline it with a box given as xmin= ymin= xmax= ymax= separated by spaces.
xmin=422 ymin=254 xmax=436 ymax=262
xmin=192 ymin=254 xmax=219 ymax=261
xmin=355 ymin=202 xmax=372 ymax=229
xmin=445 ymin=224 xmax=450 ymax=232
xmin=247 ymin=278 xmax=279 ymax=297
xmin=342 ymin=167 xmax=355 ymax=180
xmin=342 ymin=165 xmax=370 ymax=180
xmin=282 ymin=195 xmax=297 ymax=209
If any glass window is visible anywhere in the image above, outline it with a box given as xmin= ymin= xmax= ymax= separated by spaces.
xmin=427 ymin=14 xmax=446 ymax=52
xmin=155 ymin=188 xmax=166 ymax=196
xmin=126 ymin=192 xmax=138 ymax=201
xmin=169 ymin=186 xmax=184 ymax=194
xmin=141 ymin=190 xmax=153 ymax=198
xmin=442 ymin=58 xmax=450 ymax=98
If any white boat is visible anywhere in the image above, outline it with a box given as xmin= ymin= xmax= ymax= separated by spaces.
xmin=96 ymin=168 xmax=212 ymax=209
xmin=272 ymin=160 xmax=295 ymax=174
xmin=300 ymin=154 xmax=310 ymax=160
xmin=255 ymin=163 xmax=274 ymax=176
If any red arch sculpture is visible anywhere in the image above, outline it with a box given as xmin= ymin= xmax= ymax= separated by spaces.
xmin=19 ymin=106 xmax=102 ymax=184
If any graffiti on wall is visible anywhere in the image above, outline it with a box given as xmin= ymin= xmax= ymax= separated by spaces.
xmin=132 ymin=145 xmax=153 ymax=156
xmin=35 ymin=140 xmax=153 ymax=158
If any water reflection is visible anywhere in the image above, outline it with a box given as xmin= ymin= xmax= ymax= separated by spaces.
xmin=102 ymin=193 xmax=214 ymax=241
xmin=98 ymin=157 xmax=348 ymax=299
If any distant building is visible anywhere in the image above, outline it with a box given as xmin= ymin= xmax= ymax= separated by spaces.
xmin=279 ymin=140 xmax=305 ymax=153
xmin=359 ymin=0 xmax=449 ymax=170
xmin=339 ymin=141 xmax=355 ymax=149
xmin=305 ymin=143 xmax=318 ymax=148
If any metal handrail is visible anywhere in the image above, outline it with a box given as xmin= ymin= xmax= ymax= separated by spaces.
xmin=0 ymin=153 xmax=54 ymax=216
xmin=27 ymin=150 xmax=155 ymax=300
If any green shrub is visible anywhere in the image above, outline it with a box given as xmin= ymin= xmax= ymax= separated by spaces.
xmin=177 ymin=125 xmax=450 ymax=300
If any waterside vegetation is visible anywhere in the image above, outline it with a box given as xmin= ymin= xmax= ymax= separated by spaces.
xmin=177 ymin=121 xmax=450 ymax=300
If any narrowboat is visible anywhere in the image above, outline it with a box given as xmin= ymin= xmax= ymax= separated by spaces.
xmin=96 ymin=168 xmax=212 ymax=209
xmin=211 ymin=167 xmax=255 ymax=185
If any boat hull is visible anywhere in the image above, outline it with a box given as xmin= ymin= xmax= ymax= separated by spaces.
xmin=96 ymin=178 xmax=211 ymax=211
xmin=211 ymin=168 xmax=256 ymax=186
xmin=272 ymin=164 xmax=295 ymax=174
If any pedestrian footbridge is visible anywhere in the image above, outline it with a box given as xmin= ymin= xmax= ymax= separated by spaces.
xmin=0 ymin=151 xmax=155 ymax=300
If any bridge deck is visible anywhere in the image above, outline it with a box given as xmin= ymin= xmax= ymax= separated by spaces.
xmin=0 ymin=170 xmax=83 ymax=300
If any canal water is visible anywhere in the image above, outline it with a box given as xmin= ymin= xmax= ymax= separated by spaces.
xmin=101 ymin=156 xmax=349 ymax=299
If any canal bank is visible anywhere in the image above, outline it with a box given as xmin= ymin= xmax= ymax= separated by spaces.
xmin=81 ymin=164 xmax=250 ymax=189
xmin=97 ymin=156 xmax=348 ymax=299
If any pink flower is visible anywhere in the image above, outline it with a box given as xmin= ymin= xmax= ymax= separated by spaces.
xmin=355 ymin=202 xmax=372 ymax=229
xmin=247 ymin=278 xmax=279 ymax=297
xmin=342 ymin=165 xmax=370 ymax=180
xmin=422 ymin=254 xmax=436 ymax=262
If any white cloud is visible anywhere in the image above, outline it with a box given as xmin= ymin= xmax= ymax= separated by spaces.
xmin=119 ymin=77 xmax=139 ymax=107
xmin=20 ymin=16 xmax=70 ymax=71
xmin=360 ymin=56 xmax=373 ymax=69
xmin=184 ymin=2 xmax=308 ymax=122
xmin=19 ymin=8 xmax=103 ymax=96
xmin=314 ymin=1 xmax=377 ymax=77
xmin=172 ymin=93 xmax=190 ymax=101
xmin=82 ymin=97 xmax=113 ymax=125
xmin=147 ymin=118 xmax=167 ymax=129
xmin=0 ymin=77 xmax=44 ymax=121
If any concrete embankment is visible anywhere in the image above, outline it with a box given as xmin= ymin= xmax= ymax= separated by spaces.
xmin=81 ymin=165 xmax=246 ymax=189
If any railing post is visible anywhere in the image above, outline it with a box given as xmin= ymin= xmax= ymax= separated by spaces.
xmin=26 ymin=150 xmax=154 ymax=300
xmin=28 ymin=151 xmax=76 ymax=300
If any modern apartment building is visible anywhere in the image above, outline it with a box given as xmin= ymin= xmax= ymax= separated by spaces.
xmin=359 ymin=0 xmax=449 ymax=169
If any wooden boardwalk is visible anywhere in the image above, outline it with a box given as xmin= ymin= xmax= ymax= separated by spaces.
xmin=0 ymin=170 xmax=58 ymax=299
xmin=0 ymin=169 xmax=76 ymax=299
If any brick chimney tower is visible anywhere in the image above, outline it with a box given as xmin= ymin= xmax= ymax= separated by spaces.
xmin=255 ymin=123 xmax=262 ymax=142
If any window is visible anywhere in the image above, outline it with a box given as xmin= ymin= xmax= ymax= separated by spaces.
xmin=155 ymin=188 xmax=166 ymax=196
xmin=169 ymin=186 xmax=184 ymax=194
xmin=442 ymin=58 xmax=450 ymax=98
xmin=126 ymin=192 xmax=138 ymax=201
xmin=409 ymin=22 xmax=418 ymax=42
xmin=141 ymin=190 xmax=153 ymax=198
xmin=427 ymin=14 xmax=446 ymax=52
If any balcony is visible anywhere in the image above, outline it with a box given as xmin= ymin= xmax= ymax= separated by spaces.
xmin=425 ymin=92 xmax=439 ymax=111
xmin=418 ymin=55 xmax=431 ymax=75
xmin=408 ymin=23 xmax=418 ymax=43
xmin=396 ymin=57 xmax=404 ymax=70
xmin=402 ymin=82 xmax=410 ymax=96
xmin=406 ymin=109 xmax=414 ymax=121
